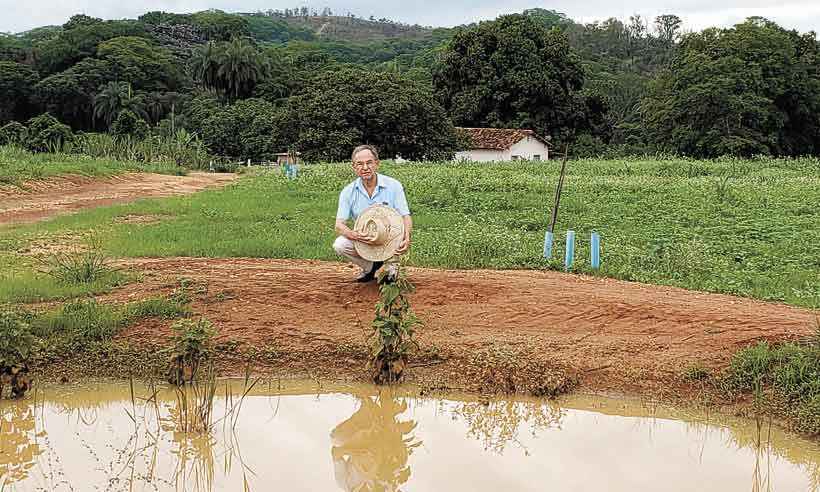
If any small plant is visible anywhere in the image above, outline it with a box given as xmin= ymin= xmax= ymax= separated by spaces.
xmin=369 ymin=265 xmax=420 ymax=384
xmin=0 ymin=308 xmax=35 ymax=398
xmin=683 ymin=363 xmax=711 ymax=382
xmin=167 ymin=318 xmax=217 ymax=385
xmin=42 ymin=237 xmax=116 ymax=284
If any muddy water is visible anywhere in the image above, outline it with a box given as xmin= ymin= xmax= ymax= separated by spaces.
xmin=1 ymin=380 xmax=818 ymax=491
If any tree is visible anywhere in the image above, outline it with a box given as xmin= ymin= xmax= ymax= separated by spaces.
xmin=190 ymin=41 xmax=222 ymax=91
xmin=432 ymin=14 xmax=593 ymax=145
xmin=0 ymin=62 xmax=39 ymax=124
xmin=200 ymin=98 xmax=285 ymax=159
xmin=0 ymin=34 xmax=27 ymax=63
xmin=190 ymin=10 xmax=250 ymax=41
xmin=34 ymin=58 xmax=116 ymax=129
xmin=216 ymin=38 xmax=270 ymax=100
xmin=62 ymin=14 xmax=102 ymax=30
xmin=35 ymin=19 xmax=148 ymax=75
xmin=284 ymin=67 xmax=459 ymax=161
xmin=93 ymin=82 xmax=147 ymax=128
xmin=96 ymin=36 xmax=184 ymax=92
xmin=642 ymin=18 xmax=820 ymax=157
xmin=654 ymin=15 xmax=682 ymax=47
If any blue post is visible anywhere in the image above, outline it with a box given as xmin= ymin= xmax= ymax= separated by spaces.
xmin=564 ymin=230 xmax=575 ymax=270
xmin=543 ymin=231 xmax=554 ymax=259
xmin=590 ymin=232 xmax=601 ymax=270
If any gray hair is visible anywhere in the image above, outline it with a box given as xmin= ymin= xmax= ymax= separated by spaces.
xmin=351 ymin=144 xmax=379 ymax=161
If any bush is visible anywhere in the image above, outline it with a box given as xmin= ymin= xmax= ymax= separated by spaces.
xmin=0 ymin=121 xmax=27 ymax=146
xmin=167 ymin=317 xmax=217 ymax=384
xmin=25 ymin=113 xmax=75 ymax=152
xmin=0 ymin=308 xmax=36 ymax=367
xmin=111 ymin=110 xmax=149 ymax=139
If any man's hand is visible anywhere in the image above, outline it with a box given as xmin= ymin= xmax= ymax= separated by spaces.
xmin=395 ymin=234 xmax=411 ymax=255
xmin=345 ymin=230 xmax=378 ymax=245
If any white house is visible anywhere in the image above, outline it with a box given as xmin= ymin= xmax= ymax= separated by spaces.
xmin=454 ymin=127 xmax=550 ymax=162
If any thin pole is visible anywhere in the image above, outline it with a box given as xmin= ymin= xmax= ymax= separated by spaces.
xmin=548 ymin=144 xmax=570 ymax=234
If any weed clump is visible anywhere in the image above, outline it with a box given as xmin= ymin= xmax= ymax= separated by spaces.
xmin=466 ymin=346 xmax=576 ymax=398
xmin=167 ymin=318 xmax=217 ymax=385
xmin=683 ymin=363 xmax=712 ymax=382
xmin=726 ymin=341 xmax=820 ymax=435
xmin=0 ymin=308 xmax=35 ymax=398
xmin=42 ymin=238 xmax=118 ymax=285
xmin=370 ymin=267 xmax=420 ymax=384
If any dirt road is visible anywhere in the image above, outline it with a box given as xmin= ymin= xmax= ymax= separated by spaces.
xmin=0 ymin=172 xmax=237 ymax=225
xmin=109 ymin=258 xmax=816 ymax=396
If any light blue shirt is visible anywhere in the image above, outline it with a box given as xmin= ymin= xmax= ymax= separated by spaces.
xmin=336 ymin=174 xmax=411 ymax=221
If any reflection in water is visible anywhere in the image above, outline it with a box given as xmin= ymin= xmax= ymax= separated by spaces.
xmin=1 ymin=381 xmax=819 ymax=491
xmin=452 ymin=399 xmax=564 ymax=455
xmin=0 ymin=400 xmax=44 ymax=484
xmin=331 ymin=392 xmax=421 ymax=492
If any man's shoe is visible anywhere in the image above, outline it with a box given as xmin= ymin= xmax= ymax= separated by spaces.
xmin=354 ymin=261 xmax=383 ymax=283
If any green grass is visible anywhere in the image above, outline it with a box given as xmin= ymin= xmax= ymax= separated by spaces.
xmin=0 ymin=145 xmax=187 ymax=186
xmin=31 ymin=296 xmax=191 ymax=354
xmin=0 ymin=248 xmax=131 ymax=304
xmin=727 ymin=336 xmax=820 ymax=434
xmin=1 ymin=156 xmax=818 ymax=307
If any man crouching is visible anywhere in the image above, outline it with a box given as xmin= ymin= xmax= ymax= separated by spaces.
xmin=333 ymin=145 xmax=412 ymax=282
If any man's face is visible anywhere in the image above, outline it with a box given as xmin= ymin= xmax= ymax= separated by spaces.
xmin=352 ymin=150 xmax=380 ymax=180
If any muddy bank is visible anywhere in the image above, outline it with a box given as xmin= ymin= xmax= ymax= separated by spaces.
xmin=60 ymin=257 xmax=812 ymax=400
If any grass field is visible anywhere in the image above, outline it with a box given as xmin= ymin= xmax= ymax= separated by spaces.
xmin=0 ymin=145 xmax=187 ymax=186
xmin=1 ymin=156 xmax=818 ymax=308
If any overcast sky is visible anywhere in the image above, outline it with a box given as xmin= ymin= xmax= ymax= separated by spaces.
xmin=1 ymin=0 xmax=818 ymax=34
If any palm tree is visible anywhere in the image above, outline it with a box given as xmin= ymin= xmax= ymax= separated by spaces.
xmin=190 ymin=41 xmax=222 ymax=91
xmin=144 ymin=92 xmax=166 ymax=124
xmin=93 ymin=82 xmax=148 ymax=129
xmin=216 ymin=38 xmax=270 ymax=100
xmin=93 ymin=81 xmax=127 ymax=128
xmin=162 ymin=92 xmax=183 ymax=133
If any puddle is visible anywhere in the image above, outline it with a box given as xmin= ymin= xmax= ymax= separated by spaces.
xmin=1 ymin=380 xmax=818 ymax=491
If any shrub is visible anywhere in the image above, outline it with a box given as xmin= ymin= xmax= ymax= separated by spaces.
xmin=0 ymin=121 xmax=27 ymax=146
xmin=370 ymin=266 xmax=420 ymax=384
xmin=167 ymin=317 xmax=217 ymax=385
xmin=111 ymin=109 xmax=149 ymax=139
xmin=25 ymin=113 xmax=75 ymax=152
xmin=0 ymin=308 xmax=35 ymax=367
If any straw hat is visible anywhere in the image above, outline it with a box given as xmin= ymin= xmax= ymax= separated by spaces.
xmin=353 ymin=204 xmax=405 ymax=262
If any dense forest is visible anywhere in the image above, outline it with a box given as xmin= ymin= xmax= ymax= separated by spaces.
xmin=1 ymin=7 xmax=819 ymax=161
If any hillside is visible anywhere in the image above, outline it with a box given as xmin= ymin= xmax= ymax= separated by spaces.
xmin=277 ymin=14 xmax=435 ymax=42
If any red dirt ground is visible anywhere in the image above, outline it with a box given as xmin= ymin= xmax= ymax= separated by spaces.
xmin=106 ymin=257 xmax=817 ymax=396
xmin=0 ymin=172 xmax=237 ymax=225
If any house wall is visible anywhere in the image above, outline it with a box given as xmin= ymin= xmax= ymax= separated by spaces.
xmin=455 ymin=136 xmax=550 ymax=162
xmin=507 ymin=137 xmax=550 ymax=161
xmin=455 ymin=149 xmax=506 ymax=162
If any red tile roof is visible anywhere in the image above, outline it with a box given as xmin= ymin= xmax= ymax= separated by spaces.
xmin=456 ymin=127 xmax=550 ymax=150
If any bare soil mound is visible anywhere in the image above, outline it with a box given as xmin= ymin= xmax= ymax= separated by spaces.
xmin=0 ymin=172 xmax=237 ymax=225
xmin=108 ymin=258 xmax=815 ymax=396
